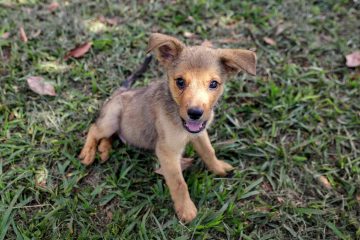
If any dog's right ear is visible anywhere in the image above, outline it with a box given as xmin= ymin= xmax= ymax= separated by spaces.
xmin=147 ymin=33 xmax=185 ymax=67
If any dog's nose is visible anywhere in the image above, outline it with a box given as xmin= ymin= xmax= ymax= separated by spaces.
xmin=187 ymin=108 xmax=203 ymax=120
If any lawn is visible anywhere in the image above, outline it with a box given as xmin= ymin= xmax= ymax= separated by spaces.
xmin=1 ymin=0 xmax=359 ymax=239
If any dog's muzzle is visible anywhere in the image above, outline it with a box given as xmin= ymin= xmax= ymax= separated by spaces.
xmin=181 ymin=118 xmax=207 ymax=133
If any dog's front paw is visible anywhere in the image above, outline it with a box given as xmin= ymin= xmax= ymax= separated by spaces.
xmin=98 ymin=138 xmax=112 ymax=163
xmin=175 ymin=199 xmax=198 ymax=223
xmin=210 ymin=160 xmax=234 ymax=176
xmin=79 ymin=144 xmax=96 ymax=166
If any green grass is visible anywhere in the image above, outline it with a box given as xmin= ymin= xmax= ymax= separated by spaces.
xmin=1 ymin=0 xmax=360 ymax=239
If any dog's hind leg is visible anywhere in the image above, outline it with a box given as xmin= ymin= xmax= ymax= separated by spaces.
xmin=79 ymin=93 xmax=123 ymax=165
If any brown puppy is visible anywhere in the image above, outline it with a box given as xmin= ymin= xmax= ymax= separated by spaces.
xmin=79 ymin=33 xmax=256 ymax=222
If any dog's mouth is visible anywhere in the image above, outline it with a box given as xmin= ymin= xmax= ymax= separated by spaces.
xmin=181 ymin=118 xmax=207 ymax=133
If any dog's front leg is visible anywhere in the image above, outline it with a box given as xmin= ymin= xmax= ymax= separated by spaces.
xmin=156 ymin=143 xmax=197 ymax=222
xmin=191 ymin=131 xmax=234 ymax=176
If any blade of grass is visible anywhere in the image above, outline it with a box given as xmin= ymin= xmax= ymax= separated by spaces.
xmin=0 ymin=187 xmax=24 ymax=240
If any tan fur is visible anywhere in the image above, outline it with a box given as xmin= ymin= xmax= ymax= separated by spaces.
xmin=79 ymin=33 xmax=256 ymax=223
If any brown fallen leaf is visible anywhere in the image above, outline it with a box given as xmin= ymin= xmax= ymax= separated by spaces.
xmin=356 ymin=194 xmax=360 ymax=202
xmin=48 ymin=2 xmax=59 ymax=12
xmin=263 ymin=37 xmax=276 ymax=46
xmin=64 ymin=42 xmax=92 ymax=60
xmin=27 ymin=76 xmax=57 ymax=96
xmin=19 ymin=26 xmax=28 ymax=43
xmin=1 ymin=32 xmax=10 ymax=39
xmin=201 ymin=40 xmax=213 ymax=48
xmin=155 ymin=157 xmax=194 ymax=175
xmin=317 ymin=175 xmax=332 ymax=190
xmin=346 ymin=51 xmax=360 ymax=67
xmin=98 ymin=16 xmax=120 ymax=26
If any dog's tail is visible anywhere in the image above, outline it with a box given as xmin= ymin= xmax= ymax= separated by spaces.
xmin=122 ymin=54 xmax=153 ymax=89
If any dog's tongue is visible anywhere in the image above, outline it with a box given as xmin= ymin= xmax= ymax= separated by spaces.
xmin=186 ymin=120 xmax=203 ymax=132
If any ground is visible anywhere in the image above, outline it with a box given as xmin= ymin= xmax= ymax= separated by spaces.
xmin=0 ymin=0 xmax=360 ymax=239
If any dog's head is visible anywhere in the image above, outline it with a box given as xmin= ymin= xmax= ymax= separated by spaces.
xmin=147 ymin=33 xmax=256 ymax=134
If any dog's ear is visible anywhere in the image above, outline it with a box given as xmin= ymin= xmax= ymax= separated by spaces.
xmin=218 ymin=49 xmax=256 ymax=76
xmin=147 ymin=33 xmax=185 ymax=67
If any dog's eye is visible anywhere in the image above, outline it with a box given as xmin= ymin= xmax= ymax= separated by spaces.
xmin=176 ymin=78 xmax=186 ymax=90
xmin=209 ymin=80 xmax=219 ymax=89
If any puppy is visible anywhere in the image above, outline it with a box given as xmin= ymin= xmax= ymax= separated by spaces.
xmin=79 ymin=33 xmax=256 ymax=222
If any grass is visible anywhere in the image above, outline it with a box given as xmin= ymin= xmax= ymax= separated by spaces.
xmin=0 ymin=0 xmax=359 ymax=239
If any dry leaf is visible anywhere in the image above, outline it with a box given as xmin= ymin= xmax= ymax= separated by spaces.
xmin=346 ymin=51 xmax=360 ymax=67
xmin=27 ymin=76 xmax=57 ymax=96
xmin=317 ymin=175 xmax=332 ymax=190
xmin=217 ymin=38 xmax=238 ymax=44
xmin=187 ymin=16 xmax=194 ymax=22
xmin=31 ymin=29 xmax=42 ymax=38
xmin=98 ymin=16 xmax=120 ymax=26
xmin=275 ymin=23 xmax=287 ymax=35
xmin=356 ymin=194 xmax=360 ymax=202
xmin=349 ymin=72 xmax=360 ymax=81
xmin=183 ymin=31 xmax=195 ymax=38
xmin=48 ymin=2 xmax=59 ymax=12
xmin=64 ymin=42 xmax=92 ymax=60
xmin=86 ymin=19 xmax=106 ymax=33
xmin=201 ymin=40 xmax=213 ymax=48
xmin=1 ymin=46 xmax=11 ymax=62
xmin=155 ymin=158 xmax=194 ymax=175
xmin=0 ymin=2 xmax=15 ymax=8
xmin=276 ymin=196 xmax=285 ymax=203
xmin=1 ymin=32 xmax=10 ymax=39
xmin=261 ymin=182 xmax=273 ymax=192
xmin=8 ymin=112 xmax=15 ymax=121
xmin=35 ymin=166 xmax=48 ymax=187
xmin=105 ymin=18 xmax=119 ymax=26
xmin=19 ymin=27 xmax=28 ymax=43
xmin=106 ymin=211 xmax=113 ymax=221
xmin=254 ymin=206 xmax=270 ymax=212
xmin=67 ymin=222 xmax=74 ymax=234
xmin=224 ymin=20 xmax=239 ymax=29
xmin=23 ymin=7 xmax=32 ymax=14
xmin=263 ymin=37 xmax=276 ymax=46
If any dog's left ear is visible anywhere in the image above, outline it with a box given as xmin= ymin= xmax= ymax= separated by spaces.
xmin=147 ymin=33 xmax=185 ymax=67
xmin=218 ymin=49 xmax=256 ymax=76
